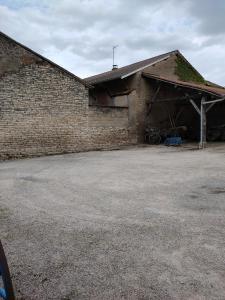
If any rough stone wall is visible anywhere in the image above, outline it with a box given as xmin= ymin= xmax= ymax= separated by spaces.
xmin=0 ymin=33 xmax=42 ymax=76
xmin=88 ymin=106 xmax=130 ymax=149
xmin=0 ymin=63 xmax=90 ymax=159
xmin=0 ymin=34 xmax=132 ymax=159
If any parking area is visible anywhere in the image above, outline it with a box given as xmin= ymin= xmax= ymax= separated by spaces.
xmin=0 ymin=145 xmax=225 ymax=299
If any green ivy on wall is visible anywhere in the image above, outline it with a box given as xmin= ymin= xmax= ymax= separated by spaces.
xmin=175 ymin=56 xmax=205 ymax=84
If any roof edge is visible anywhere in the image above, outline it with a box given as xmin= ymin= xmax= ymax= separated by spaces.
xmin=0 ymin=31 xmax=91 ymax=88
xmin=143 ymin=73 xmax=225 ymax=97
xmin=85 ymin=50 xmax=178 ymax=84
xmin=120 ymin=54 xmax=171 ymax=79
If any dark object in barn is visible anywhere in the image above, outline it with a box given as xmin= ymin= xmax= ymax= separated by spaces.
xmin=0 ymin=241 xmax=15 ymax=300
xmin=207 ymin=124 xmax=225 ymax=142
xmin=160 ymin=126 xmax=187 ymax=140
xmin=145 ymin=126 xmax=187 ymax=144
xmin=164 ymin=137 xmax=182 ymax=146
xmin=145 ymin=128 xmax=161 ymax=144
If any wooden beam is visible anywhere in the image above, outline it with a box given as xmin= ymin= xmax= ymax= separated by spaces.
xmin=204 ymin=97 xmax=225 ymax=105
xmin=206 ymin=102 xmax=216 ymax=113
xmin=147 ymin=84 xmax=161 ymax=115
xmin=148 ymin=96 xmax=187 ymax=103
xmin=189 ymin=99 xmax=201 ymax=115
xmin=205 ymin=97 xmax=225 ymax=112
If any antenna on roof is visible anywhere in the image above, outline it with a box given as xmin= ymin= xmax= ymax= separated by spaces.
xmin=112 ymin=45 xmax=118 ymax=70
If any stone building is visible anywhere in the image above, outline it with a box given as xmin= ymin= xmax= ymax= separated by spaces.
xmin=1 ymin=31 xmax=225 ymax=159
xmin=0 ymin=32 xmax=130 ymax=159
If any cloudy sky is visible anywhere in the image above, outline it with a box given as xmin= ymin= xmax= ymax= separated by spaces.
xmin=0 ymin=0 xmax=225 ymax=85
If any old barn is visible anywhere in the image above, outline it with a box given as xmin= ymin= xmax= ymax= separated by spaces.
xmin=1 ymin=31 xmax=225 ymax=159
xmin=86 ymin=50 xmax=225 ymax=148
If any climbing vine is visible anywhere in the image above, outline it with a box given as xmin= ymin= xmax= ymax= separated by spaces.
xmin=175 ymin=56 xmax=205 ymax=84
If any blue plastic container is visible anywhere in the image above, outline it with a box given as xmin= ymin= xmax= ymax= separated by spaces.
xmin=164 ymin=137 xmax=182 ymax=146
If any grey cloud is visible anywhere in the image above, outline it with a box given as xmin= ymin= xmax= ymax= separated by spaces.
xmin=0 ymin=0 xmax=225 ymax=84
xmin=125 ymin=34 xmax=199 ymax=53
xmin=188 ymin=0 xmax=225 ymax=35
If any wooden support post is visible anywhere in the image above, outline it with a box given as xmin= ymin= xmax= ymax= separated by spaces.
xmin=190 ymin=96 xmax=225 ymax=149
xmin=199 ymin=97 xmax=206 ymax=149
xmin=147 ymin=84 xmax=161 ymax=115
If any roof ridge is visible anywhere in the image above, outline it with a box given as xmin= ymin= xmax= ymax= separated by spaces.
xmin=117 ymin=49 xmax=178 ymax=71
xmin=85 ymin=50 xmax=178 ymax=81
xmin=0 ymin=31 xmax=91 ymax=88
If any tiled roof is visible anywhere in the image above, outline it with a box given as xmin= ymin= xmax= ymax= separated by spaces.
xmin=85 ymin=50 xmax=178 ymax=84
xmin=143 ymin=73 xmax=225 ymax=97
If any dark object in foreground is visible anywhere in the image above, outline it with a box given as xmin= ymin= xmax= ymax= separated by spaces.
xmin=0 ymin=241 xmax=15 ymax=300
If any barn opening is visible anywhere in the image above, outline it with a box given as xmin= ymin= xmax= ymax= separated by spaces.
xmin=143 ymin=74 xmax=225 ymax=147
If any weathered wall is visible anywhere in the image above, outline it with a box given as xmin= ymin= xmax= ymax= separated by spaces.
xmin=88 ymin=106 xmax=130 ymax=149
xmin=87 ymin=53 xmax=200 ymax=145
xmin=88 ymin=70 xmax=183 ymax=144
xmin=0 ymin=66 xmax=89 ymax=159
xmin=0 ymin=34 xmax=133 ymax=159
xmin=90 ymin=75 xmax=139 ymax=144
xmin=0 ymin=34 xmax=42 ymax=76
xmin=143 ymin=54 xmax=179 ymax=81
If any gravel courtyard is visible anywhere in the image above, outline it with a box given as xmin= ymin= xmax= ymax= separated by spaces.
xmin=0 ymin=145 xmax=225 ymax=299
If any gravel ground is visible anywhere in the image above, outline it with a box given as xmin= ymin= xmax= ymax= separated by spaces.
xmin=0 ymin=144 xmax=225 ymax=300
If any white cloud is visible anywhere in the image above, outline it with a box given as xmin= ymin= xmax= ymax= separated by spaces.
xmin=0 ymin=0 xmax=225 ymax=85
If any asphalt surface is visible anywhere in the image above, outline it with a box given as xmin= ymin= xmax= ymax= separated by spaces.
xmin=0 ymin=145 xmax=225 ymax=299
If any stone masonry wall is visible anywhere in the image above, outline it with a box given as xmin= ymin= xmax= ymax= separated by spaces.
xmin=0 ymin=63 xmax=90 ymax=159
xmin=0 ymin=34 xmax=132 ymax=159
xmin=88 ymin=106 xmax=130 ymax=149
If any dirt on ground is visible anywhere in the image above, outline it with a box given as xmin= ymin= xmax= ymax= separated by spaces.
xmin=0 ymin=144 xmax=225 ymax=299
